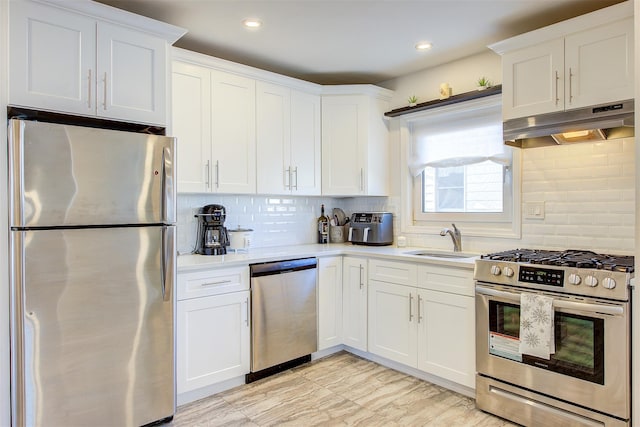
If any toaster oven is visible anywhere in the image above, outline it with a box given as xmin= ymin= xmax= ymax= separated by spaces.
xmin=347 ymin=212 xmax=393 ymax=246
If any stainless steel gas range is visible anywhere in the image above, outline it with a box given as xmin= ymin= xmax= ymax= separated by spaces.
xmin=474 ymin=249 xmax=633 ymax=427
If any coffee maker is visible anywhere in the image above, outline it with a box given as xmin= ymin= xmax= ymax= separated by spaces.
xmin=195 ymin=204 xmax=229 ymax=255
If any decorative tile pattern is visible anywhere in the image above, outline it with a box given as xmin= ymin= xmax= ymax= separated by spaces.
xmin=170 ymin=352 xmax=517 ymax=426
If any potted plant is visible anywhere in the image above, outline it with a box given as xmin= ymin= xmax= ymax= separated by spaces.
xmin=408 ymin=95 xmax=418 ymax=107
xmin=477 ymin=77 xmax=491 ymax=90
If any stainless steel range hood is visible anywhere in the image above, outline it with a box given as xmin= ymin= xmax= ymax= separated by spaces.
xmin=504 ymin=99 xmax=634 ymax=148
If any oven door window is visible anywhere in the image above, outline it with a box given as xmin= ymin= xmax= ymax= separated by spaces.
xmin=488 ymin=300 xmax=604 ymax=384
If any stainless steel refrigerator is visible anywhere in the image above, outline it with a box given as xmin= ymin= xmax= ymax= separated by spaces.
xmin=8 ymin=118 xmax=176 ymax=426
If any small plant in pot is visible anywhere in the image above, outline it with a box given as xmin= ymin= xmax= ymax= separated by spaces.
xmin=408 ymin=95 xmax=418 ymax=107
xmin=477 ymin=77 xmax=491 ymax=90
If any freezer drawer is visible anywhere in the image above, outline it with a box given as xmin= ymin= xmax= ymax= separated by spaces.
xmin=10 ymin=226 xmax=175 ymax=427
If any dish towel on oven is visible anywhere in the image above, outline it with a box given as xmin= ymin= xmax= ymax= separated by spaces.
xmin=519 ymin=292 xmax=555 ymax=359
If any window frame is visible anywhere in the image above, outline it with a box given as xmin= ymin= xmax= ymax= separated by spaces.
xmin=398 ymin=95 xmax=522 ymax=239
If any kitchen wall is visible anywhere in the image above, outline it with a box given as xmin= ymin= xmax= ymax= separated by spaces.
xmin=178 ymin=49 xmax=635 ymax=256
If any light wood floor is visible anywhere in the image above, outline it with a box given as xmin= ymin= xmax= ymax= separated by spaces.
xmin=170 ymin=351 xmax=517 ymax=426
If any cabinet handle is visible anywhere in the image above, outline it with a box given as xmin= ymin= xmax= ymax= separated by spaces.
xmin=87 ymin=69 xmax=92 ymax=109
xmin=292 ymin=167 xmax=298 ymax=190
xmin=568 ymin=67 xmax=574 ymax=104
xmin=205 ymin=160 xmax=211 ymax=189
xmin=245 ymin=297 xmax=250 ymax=327
xmin=102 ymin=72 xmax=108 ymax=110
xmin=215 ymin=160 xmax=220 ymax=189
xmin=554 ymin=71 xmax=560 ymax=106
xmin=417 ymin=294 xmax=422 ymax=323
xmin=409 ymin=293 xmax=414 ymax=322
xmin=359 ymin=265 xmax=364 ymax=289
xmin=360 ymin=168 xmax=364 ymax=192
xmin=200 ymin=279 xmax=232 ymax=287
xmin=285 ymin=167 xmax=291 ymax=190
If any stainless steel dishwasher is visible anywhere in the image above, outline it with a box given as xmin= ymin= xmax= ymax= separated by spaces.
xmin=247 ymin=257 xmax=317 ymax=382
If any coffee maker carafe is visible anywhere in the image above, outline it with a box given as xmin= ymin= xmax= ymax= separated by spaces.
xmin=195 ymin=204 xmax=229 ymax=255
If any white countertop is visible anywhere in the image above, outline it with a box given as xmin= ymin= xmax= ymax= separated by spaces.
xmin=177 ymin=243 xmax=478 ymax=272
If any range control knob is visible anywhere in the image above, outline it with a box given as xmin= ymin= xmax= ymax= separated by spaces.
xmin=568 ymin=274 xmax=582 ymax=286
xmin=503 ymin=267 xmax=515 ymax=278
xmin=584 ymin=276 xmax=598 ymax=287
xmin=490 ymin=265 xmax=502 ymax=276
xmin=602 ymin=277 xmax=617 ymax=290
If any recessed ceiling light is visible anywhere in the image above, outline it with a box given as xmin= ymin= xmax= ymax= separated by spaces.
xmin=242 ymin=18 xmax=262 ymax=29
xmin=415 ymin=42 xmax=432 ymax=51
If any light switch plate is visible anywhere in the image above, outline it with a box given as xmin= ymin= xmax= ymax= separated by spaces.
xmin=524 ymin=201 xmax=545 ymax=219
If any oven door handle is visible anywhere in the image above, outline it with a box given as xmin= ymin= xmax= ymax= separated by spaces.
xmin=475 ymin=285 xmax=625 ymax=316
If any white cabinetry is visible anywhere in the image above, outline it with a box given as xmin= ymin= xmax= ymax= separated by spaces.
xmin=321 ymin=86 xmax=392 ymax=196
xmin=9 ymin=0 xmax=183 ymax=125
xmin=367 ymin=259 xmax=475 ymax=388
xmin=176 ymin=267 xmax=250 ymax=395
xmin=256 ymin=82 xmax=321 ymax=195
xmin=416 ymin=264 xmax=475 ymax=388
xmin=342 ymin=257 xmax=368 ymax=351
xmin=494 ymin=2 xmax=634 ymax=120
xmin=172 ymin=55 xmax=256 ymax=193
xmin=317 ymin=257 xmax=343 ymax=350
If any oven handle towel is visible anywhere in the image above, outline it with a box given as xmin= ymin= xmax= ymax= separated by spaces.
xmin=518 ymin=293 xmax=554 ymax=359
xmin=475 ymin=285 xmax=625 ymax=317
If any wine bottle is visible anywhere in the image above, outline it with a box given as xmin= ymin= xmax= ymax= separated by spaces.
xmin=317 ymin=204 xmax=329 ymax=244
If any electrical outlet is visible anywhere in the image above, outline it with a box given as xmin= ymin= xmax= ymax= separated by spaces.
xmin=524 ymin=201 xmax=545 ymax=219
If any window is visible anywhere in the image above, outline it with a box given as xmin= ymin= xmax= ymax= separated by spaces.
xmin=400 ymin=94 xmax=520 ymax=238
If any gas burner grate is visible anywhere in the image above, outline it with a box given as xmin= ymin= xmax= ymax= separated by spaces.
xmin=481 ymin=249 xmax=634 ymax=273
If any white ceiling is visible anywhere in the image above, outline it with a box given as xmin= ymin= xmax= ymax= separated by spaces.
xmin=95 ymin=0 xmax=624 ymax=85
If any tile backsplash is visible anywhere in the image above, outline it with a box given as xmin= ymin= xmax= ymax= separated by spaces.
xmin=178 ymin=138 xmax=635 ymax=255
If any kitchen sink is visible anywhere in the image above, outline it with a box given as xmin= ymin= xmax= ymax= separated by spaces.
xmin=404 ymin=250 xmax=477 ymax=259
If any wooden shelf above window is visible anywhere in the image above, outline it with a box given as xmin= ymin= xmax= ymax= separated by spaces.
xmin=384 ymin=84 xmax=502 ymax=118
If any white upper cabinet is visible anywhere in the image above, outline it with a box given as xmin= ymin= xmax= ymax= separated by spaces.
xmin=172 ymin=61 xmax=212 ymax=192
xmin=9 ymin=0 xmax=185 ymax=125
xmin=493 ymin=1 xmax=633 ymax=121
xmin=256 ymin=82 xmax=321 ymax=195
xmin=211 ymin=70 xmax=256 ymax=194
xmin=171 ymin=59 xmax=256 ymax=194
xmin=321 ymin=86 xmax=392 ymax=196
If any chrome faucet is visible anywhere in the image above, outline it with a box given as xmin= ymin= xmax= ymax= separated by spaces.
xmin=440 ymin=223 xmax=462 ymax=252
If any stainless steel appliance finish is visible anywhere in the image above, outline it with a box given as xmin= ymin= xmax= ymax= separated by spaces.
xmin=504 ymin=99 xmax=634 ymax=148
xmin=347 ymin=212 xmax=393 ymax=246
xmin=474 ymin=249 xmax=632 ymax=427
xmin=249 ymin=258 xmax=317 ymax=374
xmin=9 ymin=118 xmax=176 ymax=427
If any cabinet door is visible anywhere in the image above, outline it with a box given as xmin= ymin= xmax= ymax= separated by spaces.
xmin=172 ymin=61 xmax=212 ymax=193
xmin=97 ymin=22 xmax=167 ymax=125
xmin=317 ymin=257 xmax=343 ymax=350
xmin=417 ymin=289 xmax=475 ymax=388
xmin=565 ymin=18 xmax=634 ymax=109
xmin=290 ymin=90 xmax=321 ymax=195
xmin=256 ymin=82 xmax=291 ymax=194
xmin=502 ymin=39 xmax=564 ymax=120
xmin=342 ymin=257 xmax=368 ymax=351
xmin=368 ymin=281 xmax=417 ymax=367
xmin=211 ymin=70 xmax=256 ymax=193
xmin=177 ymin=291 xmax=250 ymax=393
xmin=321 ymin=95 xmax=366 ymax=195
xmin=9 ymin=0 xmax=96 ymax=115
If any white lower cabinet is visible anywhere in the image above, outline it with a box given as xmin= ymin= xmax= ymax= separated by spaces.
xmin=367 ymin=259 xmax=476 ymax=389
xmin=318 ymin=257 xmax=343 ymax=350
xmin=176 ymin=267 xmax=250 ymax=395
xmin=342 ymin=257 xmax=368 ymax=351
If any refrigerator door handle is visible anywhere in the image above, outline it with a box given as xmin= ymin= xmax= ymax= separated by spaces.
xmin=162 ymin=144 xmax=176 ymax=224
xmin=161 ymin=226 xmax=175 ymax=302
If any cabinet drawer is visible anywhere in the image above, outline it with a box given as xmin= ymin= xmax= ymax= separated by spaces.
xmin=177 ymin=266 xmax=249 ymax=300
xmin=417 ymin=265 xmax=474 ymax=296
xmin=369 ymin=259 xmax=417 ymax=286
